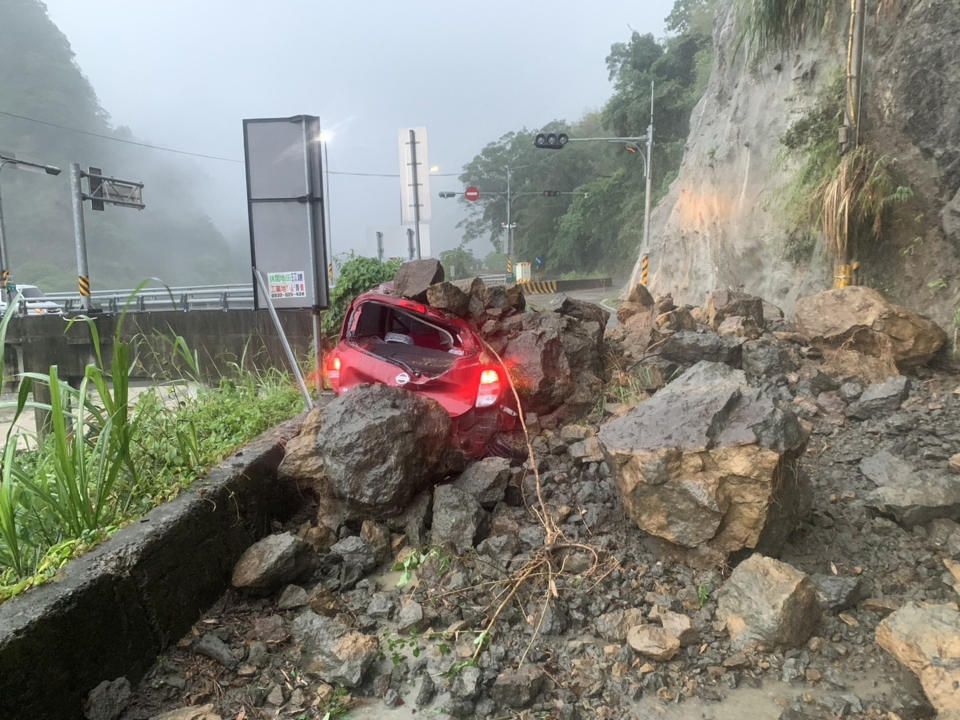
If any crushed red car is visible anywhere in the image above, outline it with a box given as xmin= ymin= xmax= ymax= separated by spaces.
xmin=325 ymin=289 xmax=519 ymax=457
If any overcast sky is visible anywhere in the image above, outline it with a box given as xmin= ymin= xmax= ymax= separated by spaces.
xmin=43 ymin=0 xmax=672 ymax=262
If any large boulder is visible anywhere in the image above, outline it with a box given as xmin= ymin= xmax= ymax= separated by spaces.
xmin=876 ymin=602 xmax=960 ymax=717
xmin=481 ymin=310 xmax=604 ymax=425
xmin=425 ymin=281 xmax=470 ymax=316
xmin=597 ymin=361 xmax=810 ymax=558
xmin=660 ymin=330 xmax=743 ymax=366
xmin=795 ymin=287 xmax=946 ymax=368
xmin=707 ymin=289 xmax=765 ymax=330
xmin=394 ymin=259 xmax=444 ymax=301
xmin=717 ymin=555 xmax=821 ymax=650
xmin=279 ymin=385 xmax=451 ymax=519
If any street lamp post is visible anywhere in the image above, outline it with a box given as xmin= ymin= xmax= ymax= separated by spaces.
xmin=0 ymin=153 xmax=61 ymax=305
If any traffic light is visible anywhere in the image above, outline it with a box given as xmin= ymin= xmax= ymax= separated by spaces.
xmin=534 ymin=132 xmax=569 ymax=150
xmin=438 ymin=191 xmax=457 ymax=198
xmin=543 ymin=190 xmax=561 ymax=197
xmin=88 ymin=166 xmax=104 ymax=211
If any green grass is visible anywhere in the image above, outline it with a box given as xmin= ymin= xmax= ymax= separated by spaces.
xmin=0 ymin=291 xmax=302 ymax=601
xmin=736 ymin=0 xmax=832 ymax=59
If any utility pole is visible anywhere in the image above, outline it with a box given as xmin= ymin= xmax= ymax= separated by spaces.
xmin=407 ymin=228 xmax=415 ymax=261
xmin=505 ymin=166 xmax=512 ymax=259
xmin=641 ymin=80 xmax=655 ymax=285
xmin=409 ymin=129 xmax=422 ymax=259
xmin=69 ymin=163 xmax=91 ymax=311
xmin=376 ymin=231 xmax=384 ymax=262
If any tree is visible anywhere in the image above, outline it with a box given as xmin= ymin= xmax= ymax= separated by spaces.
xmin=439 ymin=245 xmax=481 ymax=280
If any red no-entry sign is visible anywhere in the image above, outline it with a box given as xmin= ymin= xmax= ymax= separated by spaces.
xmin=464 ymin=186 xmax=480 ymax=202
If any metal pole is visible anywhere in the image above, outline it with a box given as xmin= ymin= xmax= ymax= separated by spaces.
xmin=376 ymin=231 xmax=384 ymax=262
xmin=409 ymin=129 xmax=422 ymax=259
xmin=851 ymin=0 xmax=866 ymax=148
xmin=506 ymin=166 xmax=512 ymax=258
xmin=407 ymin=228 xmax=415 ymax=261
xmin=637 ymin=81 xmax=655 ymax=287
xmin=70 ymin=163 xmax=91 ymax=311
xmin=311 ymin=308 xmax=322 ymax=393
xmin=254 ymin=268 xmax=313 ymax=410
xmin=323 ymin=140 xmax=333 ymax=277
xmin=0 ymin=162 xmax=10 ymax=305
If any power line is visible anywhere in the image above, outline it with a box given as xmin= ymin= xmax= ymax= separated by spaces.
xmin=1 ymin=108 xmax=463 ymax=178
xmin=0 ymin=109 xmax=243 ymax=163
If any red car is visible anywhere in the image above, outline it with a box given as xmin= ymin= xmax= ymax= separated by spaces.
xmin=325 ymin=289 xmax=519 ymax=457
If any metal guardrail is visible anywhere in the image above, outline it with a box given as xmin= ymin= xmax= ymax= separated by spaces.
xmin=478 ymin=273 xmax=510 ymax=286
xmin=44 ymin=284 xmax=255 ymax=314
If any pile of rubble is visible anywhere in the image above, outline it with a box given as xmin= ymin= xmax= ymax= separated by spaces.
xmin=108 ymin=273 xmax=960 ymax=720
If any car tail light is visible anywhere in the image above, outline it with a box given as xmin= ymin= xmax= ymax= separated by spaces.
xmin=476 ymin=368 xmax=501 ymax=408
xmin=328 ymin=355 xmax=341 ymax=386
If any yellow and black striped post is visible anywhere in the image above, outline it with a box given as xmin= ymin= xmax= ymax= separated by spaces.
xmin=1 ymin=269 xmax=9 ymax=291
xmin=328 ymin=263 xmax=334 ymax=284
xmin=506 ymin=256 xmax=513 ymax=275
xmin=851 ymin=260 xmax=860 ymax=286
xmin=78 ymin=274 xmax=91 ymax=298
xmin=641 ymin=254 xmax=649 ymax=286
xmin=833 ymin=263 xmax=852 ymax=289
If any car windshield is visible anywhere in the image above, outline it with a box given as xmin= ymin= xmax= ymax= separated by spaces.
xmin=19 ymin=287 xmax=43 ymax=299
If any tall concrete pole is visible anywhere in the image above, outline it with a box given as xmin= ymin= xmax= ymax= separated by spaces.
xmin=409 ymin=130 xmax=422 ymax=259
xmin=70 ymin=163 xmax=91 ymax=311
xmin=0 ymin=162 xmax=10 ymax=304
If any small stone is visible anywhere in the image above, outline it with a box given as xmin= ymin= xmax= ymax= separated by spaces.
xmin=84 ymin=677 xmax=131 ymax=720
xmin=490 ymin=665 xmax=546 ymax=709
xmin=194 ymin=634 xmax=237 ymax=669
xmin=949 ymin=453 xmax=960 ymax=474
xmin=266 ymin=684 xmax=285 ymax=706
xmin=626 ymin=624 xmax=681 ymax=661
xmin=277 ymin=584 xmax=309 ymax=610
xmin=415 ymin=673 xmax=436 ymax=707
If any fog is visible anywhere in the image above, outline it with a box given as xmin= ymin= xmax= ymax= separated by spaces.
xmin=41 ymin=0 xmax=671 ymax=263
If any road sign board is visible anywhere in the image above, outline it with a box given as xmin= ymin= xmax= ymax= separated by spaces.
xmin=464 ymin=186 xmax=480 ymax=202
xmin=243 ymin=115 xmax=328 ymax=311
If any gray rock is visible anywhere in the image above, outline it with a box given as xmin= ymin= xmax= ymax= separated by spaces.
xmin=861 ymin=450 xmax=960 ymax=527
xmin=431 ymin=484 xmax=485 ymax=554
xmin=277 ymin=584 xmax=309 ymax=610
xmin=394 ymin=259 xmax=444 ymax=301
xmin=708 ymin=289 xmax=765 ymax=330
xmin=367 ymin=592 xmax=396 ymax=620
xmin=280 ymin=385 xmax=452 ymax=519
xmin=291 ymin=611 xmax=378 ymax=687
xmin=195 ymin=633 xmax=237 ymax=668
xmin=847 ymin=375 xmax=910 ymax=419
xmin=84 ymin=678 xmax=131 ymax=720
xmin=742 ymin=337 xmax=799 ymax=379
xmin=426 ymin=281 xmax=470 ymax=316
xmin=331 ymin=536 xmax=378 ymax=574
xmin=360 ymin=520 xmax=392 ymax=564
xmin=246 ymin=641 xmax=268 ymax=667
xmin=415 ymin=672 xmax=436 ymax=707
xmin=569 ymin=437 xmax=604 ymax=463
xmin=397 ymin=598 xmax=426 ymax=633
xmin=454 ymin=457 xmax=512 ymax=508
xmin=839 ymin=380 xmax=863 ymax=401
xmin=810 ymin=574 xmax=866 ymax=612
xmin=232 ymin=532 xmax=316 ymax=593
xmin=594 ymin=608 xmax=646 ymax=642
xmin=598 ymin=362 xmax=810 ymax=556
xmin=490 ymin=665 xmax=546 ymax=709
xmin=558 ymin=297 xmax=610 ymax=327
xmin=717 ymin=555 xmax=821 ymax=650
xmin=660 ymin=330 xmax=743 ymax=366
xmin=450 ymin=665 xmax=482 ymax=699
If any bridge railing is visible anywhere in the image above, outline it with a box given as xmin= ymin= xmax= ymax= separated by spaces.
xmin=44 ymin=284 xmax=255 ymax=314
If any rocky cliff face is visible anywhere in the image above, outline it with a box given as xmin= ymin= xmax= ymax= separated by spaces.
xmin=633 ymin=0 xmax=960 ymax=331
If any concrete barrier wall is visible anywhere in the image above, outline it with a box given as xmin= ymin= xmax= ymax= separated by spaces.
xmin=4 ymin=309 xmax=315 ymax=383
xmin=0 ymin=417 xmax=305 ymax=720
